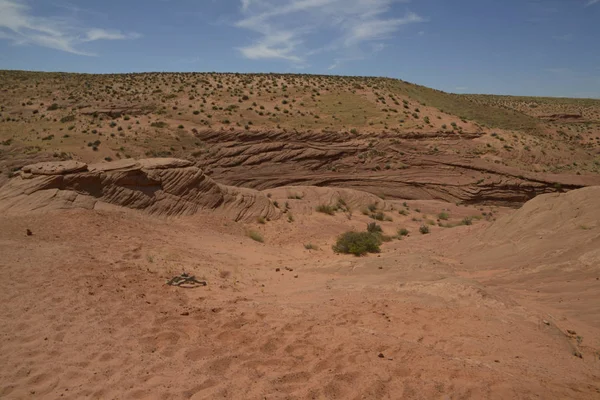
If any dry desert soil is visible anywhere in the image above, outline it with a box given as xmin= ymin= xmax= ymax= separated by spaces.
xmin=0 ymin=71 xmax=599 ymax=399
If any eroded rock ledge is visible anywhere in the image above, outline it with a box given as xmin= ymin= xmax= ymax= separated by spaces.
xmin=0 ymin=158 xmax=280 ymax=221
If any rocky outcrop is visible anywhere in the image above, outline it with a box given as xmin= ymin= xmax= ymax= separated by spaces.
xmin=190 ymin=129 xmax=600 ymax=206
xmin=0 ymin=158 xmax=280 ymax=221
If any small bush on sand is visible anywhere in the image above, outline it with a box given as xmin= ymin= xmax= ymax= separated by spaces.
xmin=438 ymin=212 xmax=449 ymax=220
xmin=333 ymin=232 xmax=381 ymax=256
xmin=316 ymin=204 xmax=336 ymax=215
xmin=304 ymin=243 xmax=319 ymax=250
xmin=398 ymin=228 xmax=409 ymax=236
xmin=419 ymin=225 xmax=430 ymax=234
xmin=370 ymin=211 xmax=385 ymax=221
xmin=461 ymin=217 xmax=473 ymax=226
xmin=248 ymin=230 xmax=264 ymax=243
xmin=367 ymin=222 xmax=383 ymax=234
xmin=150 ymin=121 xmax=168 ymax=128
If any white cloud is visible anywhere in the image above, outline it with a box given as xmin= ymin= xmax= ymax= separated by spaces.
xmin=235 ymin=0 xmax=425 ymax=66
xmin=238 ymin=28 xmax=303 ymax=62
xmin=241 ymin=0 xmax=250 ymax=11
xmin=0 ymin=0 xmax=141 ymax=56
xmin=344 ymin=12 xmax=423 ymax=46
xmin=586 ymin=0 xmax=599 ymax=6
xmin=83 ymin=29 xmax=141 ymax=42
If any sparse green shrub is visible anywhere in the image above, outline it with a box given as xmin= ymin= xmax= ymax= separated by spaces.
xmin=371 ymin=211 xmax=385 ymax=221
xmin=316 ymin=204 xmax=336 ymax=215
xmin=398 ymin=228 xmax=409 ymax=236
xmin=248 ymin=230 xmax=264 ymax=242
xmin=333 ymin=231 xmax=381 ymax=256
xmin=438 ymin=212 xmax=449 ymax=220
xmin=461 ymin=217 xmax=473 ymax=226
xmin=367 ymin=222 xmax=383 ymax=234
xmin=419 ymin=225 xmax=430 ymax=234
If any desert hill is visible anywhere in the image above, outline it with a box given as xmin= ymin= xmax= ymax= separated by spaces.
xmin=1 ymin=71 xmax=600 ymax=202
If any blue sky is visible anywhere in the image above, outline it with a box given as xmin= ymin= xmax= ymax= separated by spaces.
xmin=0 ymin=0 xmax=599 ymax=98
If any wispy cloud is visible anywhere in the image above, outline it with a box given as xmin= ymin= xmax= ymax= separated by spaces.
xmin=82 ymin=29 xmax=141 ymax=42
xmin=235 ymin=0 xmax=425 ymax=66
xmin=0 ymin=0 xmax=141 ymax=56
xmin=585 ymin=0 xmax=599 ymax=6
xmin=240 ymin=0 xmax=253 ymax=12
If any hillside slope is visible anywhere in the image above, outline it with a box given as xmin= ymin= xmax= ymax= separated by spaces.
xmin=1 ymin=71 xmax=600 ymax=201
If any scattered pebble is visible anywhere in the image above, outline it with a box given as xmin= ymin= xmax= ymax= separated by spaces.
xmin=378 ymin=353 xmax=385 ymax=358
xmin=180 ymin=311 xmax=189 ymax=316
xmin=26 ymin=229 xmax=32 ymax=236
xmin=275 ymin=268 xmax=280 ymax=272
xmin=543 ymin=320 xmax=550 ymax=325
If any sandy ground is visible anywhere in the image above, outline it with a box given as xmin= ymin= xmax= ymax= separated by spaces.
xmin=1 ymin=193 xmax=599 ymax=399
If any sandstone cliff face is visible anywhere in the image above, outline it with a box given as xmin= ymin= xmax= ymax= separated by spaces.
xmin=0 ymin=158 xmax=281 ymax=221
